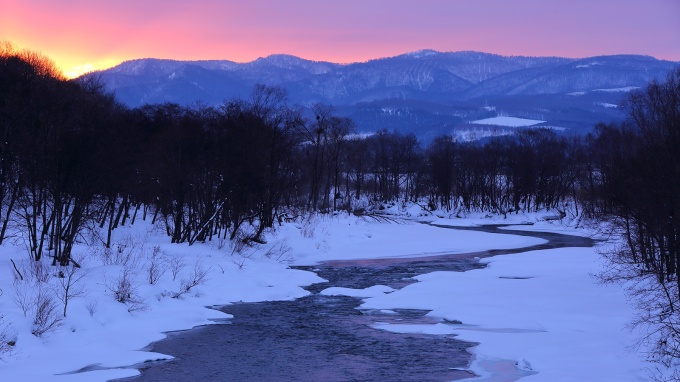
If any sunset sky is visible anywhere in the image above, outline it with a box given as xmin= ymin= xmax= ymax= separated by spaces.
xmin=2 ymin=0 xmax=679 ymax=78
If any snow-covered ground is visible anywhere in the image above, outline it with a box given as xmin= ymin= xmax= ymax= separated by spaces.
xmin=593 ymin=86 xmax=640 ymax=93
xmin=470 ymin=116 xmax=546 ymax=127
xmin=452 ymin=125 xmax=566 ymax=142
xmin=452 ymin=127 xmax=513 ymax=142
xmin=359 ymin=245 xmax=648 ymax=381
xmin=595 ymin=102 xmax=619 ymax=108
xmin=0 ymin=208 xmax=654 ymax=381
xmin=279 ymin=214 xmax=543 ymax=265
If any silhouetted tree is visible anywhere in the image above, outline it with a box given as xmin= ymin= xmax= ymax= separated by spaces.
xmin=594 ymin=68 xmax=680 ymax=373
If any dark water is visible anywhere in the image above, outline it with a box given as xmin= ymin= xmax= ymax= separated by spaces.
xmin=111 ymin=223 xmax=595 ymax=382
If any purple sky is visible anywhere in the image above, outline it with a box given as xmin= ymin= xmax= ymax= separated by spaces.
xmin=1 ymin=0 xmax=679 ymax=77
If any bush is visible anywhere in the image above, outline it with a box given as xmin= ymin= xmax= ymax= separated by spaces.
xmin=145 ymin=246 xmax=167 ymax=285
xmin=97 ymin=234 xmax=143 ymax=267
xmin=107 ymin=266 xmax=146 ymax=312
xmin=31 ymin=288 xmax=62 ymax=337
xmin=0 ymin=305 xmax=17 ymax=355
xmin=172 ymin=259 xmax=209 ymax=299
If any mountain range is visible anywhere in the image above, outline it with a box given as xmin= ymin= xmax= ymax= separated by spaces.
xmin=88 ymin=50 xmax=678 ymax=141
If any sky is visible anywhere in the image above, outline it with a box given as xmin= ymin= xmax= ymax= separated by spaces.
xmin=1 ymin=0 xmax=679 ymax=78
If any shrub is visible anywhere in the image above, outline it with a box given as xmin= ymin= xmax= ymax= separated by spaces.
xmin=31 ymin=289 xmax=62 ymax=337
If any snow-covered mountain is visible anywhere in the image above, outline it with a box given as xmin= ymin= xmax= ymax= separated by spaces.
xmin=88 ymin=50 xmax=677 ymax=140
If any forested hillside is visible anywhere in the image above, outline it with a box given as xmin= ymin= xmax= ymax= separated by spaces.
xmin=90 ymin=51 xmax=677 ymax=138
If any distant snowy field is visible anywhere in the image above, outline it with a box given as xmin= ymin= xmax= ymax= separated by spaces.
xmin=0 ymin=208 xmax=654 ymax=381
xmin=452 ymin=127 xmax=514 ymax=142
xmin=568 ymin=86 xmax=639 ymax=96
xmin=470 ymin=116 xmax=546 ymax=127
xmin=596 ymin=102 xmax=619 ymax=108
xmin=593 ymin=86 xmax=640 ymax=93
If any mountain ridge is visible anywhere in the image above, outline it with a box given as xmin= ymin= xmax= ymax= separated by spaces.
xmin=87 ymin=50 xmax=678 ymax=140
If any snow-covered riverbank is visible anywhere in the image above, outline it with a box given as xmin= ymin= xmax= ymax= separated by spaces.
xmin=361 ymin=240 xmax=648 ymax=381
xmin=0 ymin=211 xmax=651 ymax=381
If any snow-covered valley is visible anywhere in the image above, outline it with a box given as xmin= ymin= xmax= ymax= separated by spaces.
xmin=0 ymin=209 xmax=652 ymax=381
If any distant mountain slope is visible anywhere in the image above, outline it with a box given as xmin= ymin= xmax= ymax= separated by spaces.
xmin=286 ymin=51 xmax=573 ymax=104
xmin=88 ymin=50 xmax=678 ymax=140
xmin=460 ymin=55 xmax=672 ymax=99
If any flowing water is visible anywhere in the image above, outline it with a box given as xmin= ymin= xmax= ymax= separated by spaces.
xmin=112 ymin=223 xmax=595 ymax=382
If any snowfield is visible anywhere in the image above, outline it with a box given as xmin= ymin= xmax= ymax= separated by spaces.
xmin=470 ymin=116 xmax=546 ymax=127
xmin=452 ymin=127 xmax=514 ymax=142
xmin=280 ymin=215 xmax=544 ymax=265
xmin=593 ymin=86 xmax=640 ymax=92
xmin=0 ymin=208 xmax=655 ymax=381
xmin=361 ymin=246 xmax=647 ymax=381
xmin=596 ymin=102 xmax=619 ymax=108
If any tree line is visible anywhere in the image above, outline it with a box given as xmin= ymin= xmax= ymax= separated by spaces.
xmin=0 ymin=44 xmax=675 ymax=255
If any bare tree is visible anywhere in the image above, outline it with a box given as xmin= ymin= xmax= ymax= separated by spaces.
xmin=55 ymin=263 xmax=87 ymax=317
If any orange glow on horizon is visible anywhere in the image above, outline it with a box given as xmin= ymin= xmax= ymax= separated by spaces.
xmin=2 ymin=0 xmax=679 ymax=80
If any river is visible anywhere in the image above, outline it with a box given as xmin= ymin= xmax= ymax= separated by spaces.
xmin=114 ymin=223 xmax=595 ymax=382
